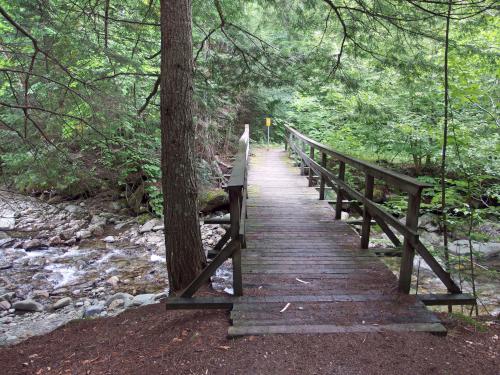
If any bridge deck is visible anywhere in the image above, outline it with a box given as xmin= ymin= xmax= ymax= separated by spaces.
xmin=228 ymin=148 xmax=444 ymax=336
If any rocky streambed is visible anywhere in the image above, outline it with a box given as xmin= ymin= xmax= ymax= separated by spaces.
xmin=0 ymin=191 xmax=231 ymax=346
xmin=365 ymin=212 xmax=500 ymax=317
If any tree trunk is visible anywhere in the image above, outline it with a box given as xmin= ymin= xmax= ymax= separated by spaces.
xmin=160 ymin=0 xmax=206 ymax=293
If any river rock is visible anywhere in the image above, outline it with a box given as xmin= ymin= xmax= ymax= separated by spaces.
xmin=449 ymin=240 xmax=500 ymax=258
xmin=83 ymin=303 xmax=105 ymax=318
xmin=89 ymin=225 xmax=104 ymax=236
xmin=0 ymin=292 xmax=16 ymax=302
xmin=103 ymin=236 xmax=115 ymax=243
xmin=154 ymin=292 xmax=167 ymax=301
xmin=48 ymin=235 xmax=64 ymax=246
xmin=105 ymin=292 xmax=133 ymax=307
xmin=106 ymin=276 xmax=120 ymax=287
xmin=32 ymin=290 xmax=50 ymax=299
xmin=90 ymin=215 xmax=107 ymax=227
xmin=64 ymin=204 xmax=83 ymax=214
xmin=22 ymin=239 xmax=43 ymax=250
xmin=418 ymin=213 xmax=439 ymax=232
xmin=0 ymin=262 xmax=12 ymax=270
xmin=108 ymin=299 xmax=124 ymax=310
xmin=131 ymin=293 xmax=156 ymax=306
xmin=139 ymin=219 xmax=161 ymax=234
xmin=52 ymin=297 xmax=72 ymax=310
xmin=0 ymin=300 xmax=11 ymax=311
xmin=0 ymin=217 xmax=15 ymax=230
xmin=13 ymin=299 xmax=44 ymax=312
xmin=76 ymin=229 xmax=92 ymax=239
xmin=199 ymin=189 xmax=229 ymax=213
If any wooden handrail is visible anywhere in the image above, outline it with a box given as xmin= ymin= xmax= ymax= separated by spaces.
xmin=227 ymin=124 xmax=250 ymax=188
xmin=285 ymin=125 xmax=431 ymax=195
xmin=178 ymin=125 xmax=250 ymax=299
xmin=285 ymin=125 xmax=461 ymax=295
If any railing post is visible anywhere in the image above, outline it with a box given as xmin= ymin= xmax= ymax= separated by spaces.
xmin=335 ymin=161 xmax=346 ymax=219
xmin=229 ymin=187 xmax=243 ymax=296
xmin=308 ymin=146 xmax=315 ymax=187
xmin=319 ymin=152 xmax=327 ymax=200
xmin=300 ymin=141 xmax=306 ymax=175
xmin=398 ymin=191 xmax=421 ymax=294
xmin=361 ymin=174 xmax=374 ymax=249
xmin=284 ymin=131 xmax=288 ymax=151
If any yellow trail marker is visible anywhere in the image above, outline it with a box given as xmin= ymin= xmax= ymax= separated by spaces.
xmin=265 ymin=117 xmax=271 ymax=127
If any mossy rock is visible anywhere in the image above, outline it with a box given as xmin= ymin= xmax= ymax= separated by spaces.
xmin=199 ymin=189 xmax=229 ymax=213
xmin=373 ymin=186 xmax=387 ymax=203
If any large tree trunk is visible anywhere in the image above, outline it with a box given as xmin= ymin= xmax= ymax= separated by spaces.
xmin=160 ymin=0 xmax=206 ymax=293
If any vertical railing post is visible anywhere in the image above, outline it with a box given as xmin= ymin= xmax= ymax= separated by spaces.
xmin=335 ymin=161 xmax=346 ymax=219
xmin=361 ymin=174 xmax=374 ymax=249
xmin=308 ymin=145 xmax=315 ymax=187
xmin=300 ymin=141 xmax=306 ymax=175
xmin=398 ymin=191 xmax=422 ymax=294
xmin=284 ymin=130 xmax=288 ymax=152
xmin=319 ymin=152 xmax=327 ymax=200
xmin=229 ymin=187 xmax=243 ymax=296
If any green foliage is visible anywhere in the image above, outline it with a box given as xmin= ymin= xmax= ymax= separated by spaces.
xmin=0 ymin=0 xmax=497 ymax=226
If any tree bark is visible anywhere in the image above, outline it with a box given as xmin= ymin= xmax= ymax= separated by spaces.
xmin=160 ymin=0 xmax=206 ymax=293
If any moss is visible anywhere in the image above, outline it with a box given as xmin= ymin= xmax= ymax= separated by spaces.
xmin=449 ymin=313 xmax=487 ymax=332
xmin=137 ymin=213 xmax=154 ymax=225
xmin=199 ymin=188 xmax=229 ymax=213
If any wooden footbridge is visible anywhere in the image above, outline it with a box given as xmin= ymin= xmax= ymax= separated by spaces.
xmin=166 ymin=125 xmax=475 ymax=336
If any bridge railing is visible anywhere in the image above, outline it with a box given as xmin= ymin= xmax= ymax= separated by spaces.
xmin=174 ymin=124 xmax=249 ymax=301
xmin=284 ymin=125 xmax=461 ymax=295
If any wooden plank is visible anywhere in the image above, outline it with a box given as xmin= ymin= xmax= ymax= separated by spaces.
xmin=361 ymin=174 xmax=374 ymax=249
xmin=319 ymin=152 xmax=327 ymax=200
xmin=419 ymin=293 xmax=476 ymax=306
xmin=165 ymin=297 xmax=233 ymax=310
xmin=228 ymin=323 xmax=446 ymax=337
xmin=180 ymin=240 xmax=239 ymax=298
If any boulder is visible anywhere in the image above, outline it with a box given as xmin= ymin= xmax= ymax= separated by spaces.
xmin=139 ymin=219 xmax=161 ymax=234
xmin=52 ymin=297 xmax=72 ymax=310
xmin=32 ymin=290 xmax=50 ymax=299
xmin=103 ymin=236 xmax=116 ymax=243
xmin=449 ymin=240 xmax=500 ymax=259
xmin=89 ymin=225 xmax=104 ymax=236
xmin=0 ymin=300 xmax=10 ymax=311
xmin=108 ymin=299 xmax=124 ymax=310
xmin=106 ymin=276 xmax=120 ymax=287
xmin=76 ymin=230 xmax=92 ymax=239
xmin=48 ymin=235 xmax=64 ymax=246
xmin=83 ymin=304 xmax=105 ymax=318
xmin=0 ymin=217 xmax=15 ymax=230
xmin=105 ymin=293 xmax=133 ymax=307
xmin=64 ymin=204 xmax=83 ymax=214
xmin=131 ymin=294 xmax=156 ymax=306
xmin=340 ymin=212 xmax=350 ymax=221
xmin=418 ymin=213 xmax=439 ymax=232
xmin=90 ymin=215 xmax=107 ymax=227
xmin=22 ymin=239 xmax=43 ymax=250
xmin=0 ymin=292 xmax=16 ymax=302
xmin=154 ymin=292 xmax=167 ymax=301
xmin=199 ymin=189 xmax=229 ymax=213
xmin=13 ymin=299 xmax=44 ymax=312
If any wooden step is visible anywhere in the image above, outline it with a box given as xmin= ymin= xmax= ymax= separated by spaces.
xmin=228 ymin=323 xmax=447 ymax=337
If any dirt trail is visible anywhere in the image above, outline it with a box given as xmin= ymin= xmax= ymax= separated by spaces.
xmin=0 ymin=301 xmax=498 ymax=375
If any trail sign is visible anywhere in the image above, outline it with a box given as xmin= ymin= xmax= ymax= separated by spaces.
xmin=265 ymin=117 xmax=272 ymax=127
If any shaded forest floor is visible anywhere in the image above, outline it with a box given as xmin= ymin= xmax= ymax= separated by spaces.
xmin=0 ymin=302 xmax=498 ymax=375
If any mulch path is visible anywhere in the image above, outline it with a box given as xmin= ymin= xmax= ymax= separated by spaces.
xmin=0 ymin=303 xmax=498 ymax=375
